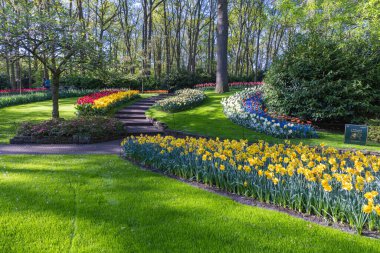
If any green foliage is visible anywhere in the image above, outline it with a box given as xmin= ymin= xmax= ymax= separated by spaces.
xmin=0 ymin=74 xmax=9 ymax=89
xmin=16 ymin=117 xmax=124 ymax=140
xmin=264 ymin=33 xmax=380 ymax=123
xmin=60 ymin=76 xmax=105 ymax=89
xmin=368 ymin=126 xmax=380 ymax=143
xmin=0 ymin=89 xmax=93 ymax=108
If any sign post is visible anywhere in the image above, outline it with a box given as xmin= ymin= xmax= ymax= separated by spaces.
xmin=344 ymin=124 xmax=368 ymax=145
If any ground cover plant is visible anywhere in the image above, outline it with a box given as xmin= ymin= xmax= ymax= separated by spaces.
xmin=76 ymin=90 xmax=140 ymax=116
xmin=16 ymin=117 xmax=124 ymax=142
xmin=123 ymin=134 xmax=380 ymax=234
xmin=222 ymin=87 xmax=318 ymax=139
xmin=0 ymin=155 xmax=379 ymax=252
xmin=147 ymin=92 xmax=380 ymax=151
xmin=154 ymin=89 xmax=206 ymax=112
xmin=0 ymin=89 xmax=93 ymax=108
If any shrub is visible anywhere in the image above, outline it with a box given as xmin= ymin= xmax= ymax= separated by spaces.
xmin=0 ymin=89 xmax=94 ymax=108
xmin=60 ymin=76 xmax=105 ymax=89
xmin=17 ymin=117 xmax=124 ymax=140
xmin=76 ymin=90 xmax=140 ymax=116
xmin=154 ymin=89 xmax=206 ymax=112
xmin=264 ymin=33 xmax=380 ymax=124
xmin=221 ymin=88 xmax=318 ymax=139
xmin=123 ymin=135 xmax=380 ymax=234
xmin=368 ymin=127 xmax=380 ymax=143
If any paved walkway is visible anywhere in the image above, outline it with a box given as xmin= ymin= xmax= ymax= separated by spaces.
xmin=0 ymin=139 xmax=123 ymax=155
xmin=0 ymin=94 xmax=170 ymax=155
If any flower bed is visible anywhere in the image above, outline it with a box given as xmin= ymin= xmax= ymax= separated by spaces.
xmin=13 ymin=117 xmax=125 ymax=144
xmin=0 ymin=88 xmax=47 ymax=94
xmin=194 ymin=82 xmax=263 ymax=89
xmin=0 ymin=89 xmax=94 ymax=108
xmin=123 ymin=134 xmax=380 ymax=234
xmin=221 ymin=87 xmax=318 ymax=139
xmin=154 ymin=89 xmax=206 ymax=112
xmin=76 ymin=90 xmax=139 ymax=116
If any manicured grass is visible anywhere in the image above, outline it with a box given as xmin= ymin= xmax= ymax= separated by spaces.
xmin=0 ymin=155 xmax=379 ymax=252
xmin=0 ymin=97 xmax=78 ymax=144
xmin=147 ymin=91 xmax=380 ymax=151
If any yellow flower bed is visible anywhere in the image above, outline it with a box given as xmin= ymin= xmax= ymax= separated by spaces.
xmin=93 ymin=90 xmax=139 ymax=109
xmin=122 ymin=135 xmax=380 ymax=234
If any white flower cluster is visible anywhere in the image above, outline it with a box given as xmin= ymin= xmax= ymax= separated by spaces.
xmin=221 ymin=88 xmax=317 ymax=139
xmin=155 ymin=89 xmax=206 ymax=112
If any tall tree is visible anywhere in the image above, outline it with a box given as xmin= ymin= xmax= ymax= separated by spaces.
xmin=215 ymin=0 xmax=228 ymax=93
xmin=0 ymin=1 xmax=89 ymax=118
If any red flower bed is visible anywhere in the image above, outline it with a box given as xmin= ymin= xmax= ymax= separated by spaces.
xmin=76 ymin=90 xmax=119 ymax=105
xmin=194 ymin=82 xmax=264 ymax=89
xmin=0 ymin=88 xmax=47 ymax=94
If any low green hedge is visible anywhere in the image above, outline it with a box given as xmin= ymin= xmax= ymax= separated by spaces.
xmin=0 ymin=89 xmax=94 ymax=108
xmin=154 ymin=89 xmax=206 ymax=112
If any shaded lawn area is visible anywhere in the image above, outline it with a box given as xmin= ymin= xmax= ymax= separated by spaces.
xmin=0 ymin=94 xmax=154 ymax=144
xmin=0 ymin=97 xmax=78 ymax=144
xmin=147 ymin=91 xmax=380 ymax=151
xmin=0 ymin=155 xmax=379 ymax=252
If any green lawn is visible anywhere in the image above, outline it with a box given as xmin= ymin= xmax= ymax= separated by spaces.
xmin=0 ymin=155 xmax=379 ymax=252
xmin=147 ymin=92 xmax=380 ymax=151
xmin=0 ymin=97 xmax=78 ymax=144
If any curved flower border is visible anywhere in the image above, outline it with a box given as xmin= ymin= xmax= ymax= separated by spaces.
xmin=221 ymin=87 xmax=318 ymax=139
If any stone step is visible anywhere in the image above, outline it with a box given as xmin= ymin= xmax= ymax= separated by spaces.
xmin=116 ymin=114 xmax=147 ymax=119
xmin=120 ymin=119 xmax=152 ymax=126
xmin=126 ymin=105 xmax=151 ymax=110
xmin=118 ymin=109 xmax=146 ymax=114
xmin=133 ymin=102 xmax=155 ymax=105
xmin=124 ymin=126 xmax=164 ymax=134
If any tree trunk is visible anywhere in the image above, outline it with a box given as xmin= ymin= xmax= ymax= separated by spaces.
xmin=215 ymin=0 xmax=228 ymax=93
xmin=51 ymin=72 xmax=60 ymax=119
xmin=10 ymin=61 xmax=16 ymax=89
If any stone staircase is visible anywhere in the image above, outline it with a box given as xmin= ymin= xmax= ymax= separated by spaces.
xmin=115 ymin=94 xmax=170 ymax=135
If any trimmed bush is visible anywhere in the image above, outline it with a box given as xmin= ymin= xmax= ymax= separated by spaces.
xmin=264 ymin=34 xmax=380 ymax=124
xmin=155 ymin=89 xmax=206 ymax=112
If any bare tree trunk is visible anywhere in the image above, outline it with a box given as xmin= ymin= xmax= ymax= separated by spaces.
xmin=51 ymin=72 xmax=60 ymax=119
xmin=163 ymin=0 xmax=171 ymax=75
xmin=254 ymin=27 xmax=261 ymax=82
xmin=28 ymin=53 xmax=32 ymax=88
xmin=215 ymin=0 xmax=228 ymax=93
xmin=10 ymin=60 xmax=16 ymax=89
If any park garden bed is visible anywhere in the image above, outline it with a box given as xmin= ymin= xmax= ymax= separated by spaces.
xmin=154 ymin=89 xmax=206 ymax=112
xmin=76 ymin=89 xmax=140 ymax=116
xmin=122 ymin=134 xmax=380 ymax=235
xmin=11 ymin=117 xmax=125 ymax=144
xmin=222 ymin=87 xmax=318 ymax=139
